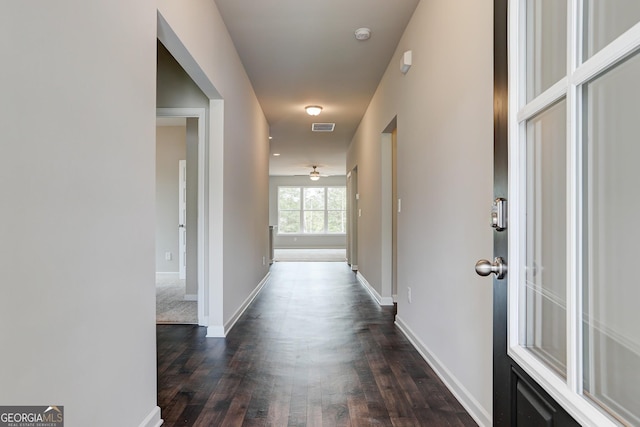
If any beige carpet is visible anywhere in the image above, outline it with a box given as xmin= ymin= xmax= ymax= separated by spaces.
xmin=156 ymin=276 xmax=197 ymax=324
xmin=273 ymin=248 xmax=347 ymax=262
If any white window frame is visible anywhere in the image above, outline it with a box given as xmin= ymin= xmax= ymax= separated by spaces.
xmin=277 ymin=186 xmax=347 ymax=235
xmin=507 ymin=1 xmax=640 ymax=426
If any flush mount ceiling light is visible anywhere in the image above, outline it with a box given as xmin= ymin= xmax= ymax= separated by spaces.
xmin=354 ymin=27 xmax=371 ymax=41
xmin=305 ymin=105 xmax=323 ymax=116
xmin=309 ymin=166 xmax=321 ymax=181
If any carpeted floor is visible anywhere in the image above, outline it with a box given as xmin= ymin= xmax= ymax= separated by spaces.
xmin=156 ymin=276 xmax=197 ymax=324
xmin=273 ymin=248 xmax=346 ymax=262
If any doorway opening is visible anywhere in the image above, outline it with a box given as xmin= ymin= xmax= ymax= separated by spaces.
xmin=156 ymin=109 xmax=207 ymax=326
xmin=347 ymin=166 xmax=359 ymax=271
xmin=381 ymin=118 xmax=398 ymax=304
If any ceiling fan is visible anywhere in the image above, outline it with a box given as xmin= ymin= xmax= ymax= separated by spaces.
xmin=294 ymin=165 xmax=330 ymax=181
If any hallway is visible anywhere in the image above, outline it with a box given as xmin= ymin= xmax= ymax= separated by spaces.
xmin=157 ymin=262 xmax=477 ymax=426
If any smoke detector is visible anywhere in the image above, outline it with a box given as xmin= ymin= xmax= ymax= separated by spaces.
xmin=354 ymin=28 xmax=371 ymax=41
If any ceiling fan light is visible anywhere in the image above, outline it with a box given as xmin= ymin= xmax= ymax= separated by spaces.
xmin=305 ymin=105 xmax=323 ymax=116
xmin=309 ymin=166 xmax=321 ymax=181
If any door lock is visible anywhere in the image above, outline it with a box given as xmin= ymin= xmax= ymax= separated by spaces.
xmin=475 ymin=257 xmax=507 ymax=279
xmin=491 ymin=198 xmax=507 ymax=231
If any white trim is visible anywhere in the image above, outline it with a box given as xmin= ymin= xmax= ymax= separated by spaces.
xmin=223 ymin=272 xmax=272 ymax=335
xmin=380 ymin=132 xmax=393 ymax=306
xmin=509 ymin=348 xmax=618 ymax=426
xmin=178 ymin=159 xmax=187 ymax=281
xmin=183 ymin=294 xmax=197 ymax=302
xmin=138 ymin=406 xmax=162 ymax=427
xmin=351 ymin=264 xmax=358 ymax=271
xmin=517 ymin=77 xmax=568 ymax=122
xmin=566 ymin=0 xmax=582 ymax=396
xmin=356 ymin=272 xmax=394 ymax=306
xmin=395 ymin=317 xmax=491 ymax=427
xmin=206 ymin=325 xmax=225 ymax=338
xmin=572 ymin=21 xmax=640 ymax=87
xmin=208 ymin=99 xmax=225 ymax=335
xmin=507 ymin=0 xmax=523 ymax=361
xmin=156 ymin=107 xmax=208 ymax=328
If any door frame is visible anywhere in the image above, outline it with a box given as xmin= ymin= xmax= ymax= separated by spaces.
xmin=178 ymin=159 xmax=187 ymax=281
xmin=347 ymin=167 xmax=358 ymax=271
xmin=380 ymin=118 xmax=398 ymax=305
xmin=157 ymin=107 xmax=207 ymax=327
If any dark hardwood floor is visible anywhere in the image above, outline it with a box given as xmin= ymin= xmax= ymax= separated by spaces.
xmin=157 ymin=262 xmax=478 ymax=426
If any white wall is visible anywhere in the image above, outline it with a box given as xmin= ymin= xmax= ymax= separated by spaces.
xmin=0 ymin=2 xmax=160 ymax=427
xmin=346 ymin=1 xmax=494 ymax=425
xmin=157 ymin=0 xmax=270 ymax=335
xmin=269 ymin=176 xmax=347 ymax=249
xmin=156 ymin=125 xmax=186 ymax=273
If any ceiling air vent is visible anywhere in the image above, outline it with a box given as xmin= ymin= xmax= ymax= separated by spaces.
xmin=312 ymin=123 xmax=335 ymax=132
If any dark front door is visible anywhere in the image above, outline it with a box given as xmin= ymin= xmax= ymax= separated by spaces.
xmin=491 ymin=2 xmax=579 ymax=425
xmin=490 ymin=1 xmax=640 ymax=426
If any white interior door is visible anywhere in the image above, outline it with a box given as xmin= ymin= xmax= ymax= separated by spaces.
xmin=178 ymin=159 xmax=186 ymax=281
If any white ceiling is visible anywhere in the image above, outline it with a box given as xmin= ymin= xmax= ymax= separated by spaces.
xmin=214 ymin=0 xmax=420 ymax=177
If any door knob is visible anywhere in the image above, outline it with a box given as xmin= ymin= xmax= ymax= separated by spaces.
xmin=475 ymin=257 xmax=507 ymax=279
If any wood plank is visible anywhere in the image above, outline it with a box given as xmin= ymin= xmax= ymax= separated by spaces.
xmin=156 ymin=262 xmax=477 ymax=426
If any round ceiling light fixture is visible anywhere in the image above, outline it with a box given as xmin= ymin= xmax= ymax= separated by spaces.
xmin=305 ymin=105 xmax=323 ymax=116
xmin=354 ymin=27 xmax=371 ymax=41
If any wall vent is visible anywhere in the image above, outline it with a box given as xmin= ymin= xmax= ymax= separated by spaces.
xmin=312 ymin=123 xmax=335 ymax=132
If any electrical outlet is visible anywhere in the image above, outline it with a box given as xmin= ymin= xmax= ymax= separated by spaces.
xmin=407 ymin=286 xmax=412 ymax=304
xmin=262 ymin=256 xmax=266 ymax=266
xmin=165 ymin=252 xmax=172 ymax=261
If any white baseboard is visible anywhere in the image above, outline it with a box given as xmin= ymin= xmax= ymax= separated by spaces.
xmin=223 ymin=272 xmax=271 ymax=334
xmin=351 ymin=264 xmax=358 ymax=271
xmin=138 ymin=406 xmax=163 ymax=427
xmin=156 ymin=272 xmax=179 ymax=279
xmin=356 ymin=272 xmax=394 ymax=306
xmin=200 ymin=315 xmax=209 ymax=328
xmin=395 ymin=316 xmax=491 ymax=427
xmin=206 ymin=325 xmax=225 ymax=338
xmin=183 ymin=294 xmax=197 ymax=301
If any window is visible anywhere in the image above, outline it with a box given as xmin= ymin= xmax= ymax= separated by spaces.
xmin=277 ymin=186 xmax=346 ymax=234
xmin=509 ymin=1 xmax=640 ymax=425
